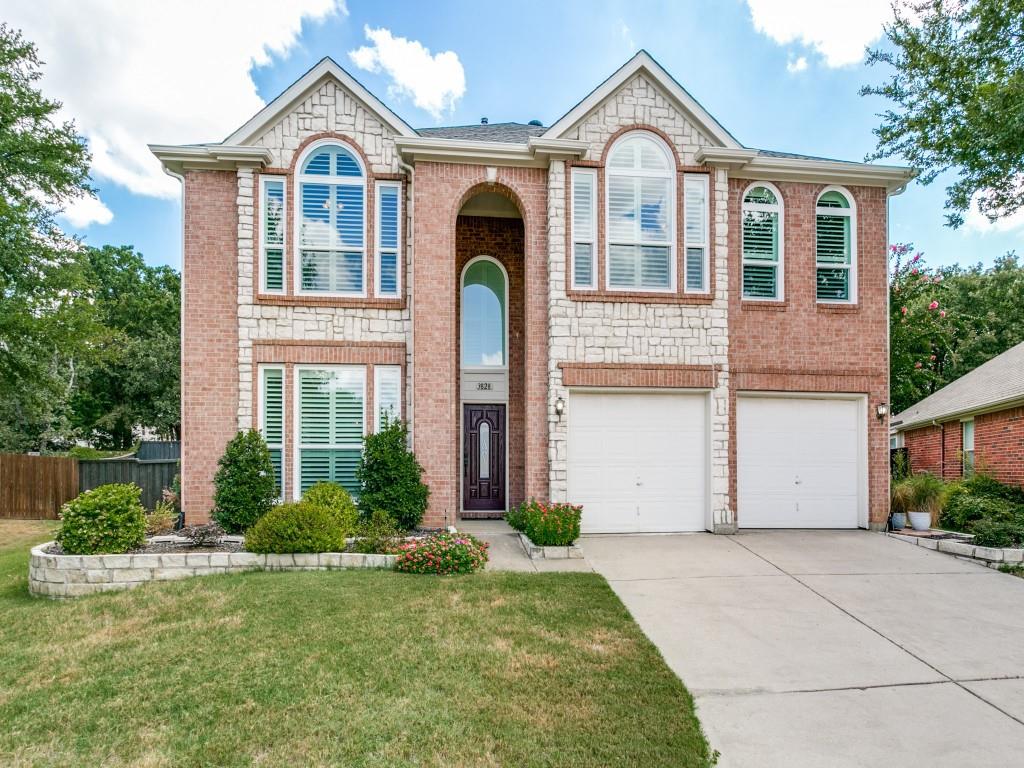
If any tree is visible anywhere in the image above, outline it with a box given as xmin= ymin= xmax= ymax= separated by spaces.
xmin=71 ymin=245 xmax=180 ymax=447
xmin=0 ymin=23 xmax=101 ymax=451
xmin=862 ymin=0 xmax=1024 ymax=227
xmin=357 ymin=418 xmax=429 ymax=530
xmin=889 ymin=244 xmax=956 ymax=413
xmin=212 ymin=430 xmax=277 ymax=533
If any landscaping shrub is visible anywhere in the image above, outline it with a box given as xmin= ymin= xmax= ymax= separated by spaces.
xmin=212 ymin=429 xmax=277 ymax=533
xmin=56 ymin=483 xmax=146 ymax=555
xmin=508 ymin=499 xmax=582 ymax=546
xmin=395 ymin=532 xmax=489 ymax=575
xmin=939 ymin=473 xmax=1024 ymax=533
xmin=302 ymin=482 xmax=359 ymax=536
xmin=145 ymin=500 xmax=177 ymax=536
xmin=969 ymin=517 xmax=1024 ymax=548
xmin=245 ymin=502 xmax=345 ymax=554
xmin=351 ymin=510 xmax=405 ymax=554
xmin=357 ymin=419 xmax=429 ymax=530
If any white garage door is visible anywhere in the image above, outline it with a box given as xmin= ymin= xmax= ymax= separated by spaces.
xmin=737 ymin=396 xmax=863 ymax=528
xmin=568 ymin=391 xmax=707 ymax=533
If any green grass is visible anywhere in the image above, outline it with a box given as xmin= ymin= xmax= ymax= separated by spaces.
xmin=0 ymin=520 xmax=712 ymax=767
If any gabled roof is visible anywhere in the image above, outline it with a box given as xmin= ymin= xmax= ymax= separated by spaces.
xmin=223 ymin=57 xmax=417 ymax=145
xmin=892 ymin=341 xmax=1024 ymax=431
xmin=544 ymin=50 xmax=742 ymax=149
xmin=417 ymin=122 xmax=547 ymax=143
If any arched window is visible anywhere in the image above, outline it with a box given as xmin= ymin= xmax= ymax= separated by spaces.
xmin=741 ymin=183 xmax=784 ymax=300
xmin=296 ymin=142 xmax=365 ymax=295
xmin=815 ymin=186 xmax=856 ymax=303
xmin=606 ymin=132 xmax=675 ymax=291
xmin=461 ymin=257 xmax=507 ymax=368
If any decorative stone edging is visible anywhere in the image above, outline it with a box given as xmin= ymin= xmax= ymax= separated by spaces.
xmin=29 ymin=542 xmax=397 ymax=599
xmin=517 ymin=532 xmax=584 ymax=560
xmin=886 ymin=532 xmax=1024 ymax=569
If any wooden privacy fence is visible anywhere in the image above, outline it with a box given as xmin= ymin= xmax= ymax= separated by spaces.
xmin=78 ymin=458 xmax=178 ymax=511
xmin=0 ymin=454 xmax=79 ymax=520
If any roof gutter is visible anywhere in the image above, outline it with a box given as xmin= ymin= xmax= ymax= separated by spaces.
xmin=893 ymin=394 xmax=1024 ymax=433
xmin=395 ymin=136 xmax=588 ymax=167
xmin=149 ymin=144 xmax=272 ymax=176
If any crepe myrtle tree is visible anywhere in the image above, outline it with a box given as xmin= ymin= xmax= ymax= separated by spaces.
xmin=889 ymin=244 xmax=956 ymax=414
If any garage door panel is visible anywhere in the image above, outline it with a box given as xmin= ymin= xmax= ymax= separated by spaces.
xmin=738 ymin=396 xmax=862 ymax=529
xmin=568 ymin=392 xmax=707 ymax=533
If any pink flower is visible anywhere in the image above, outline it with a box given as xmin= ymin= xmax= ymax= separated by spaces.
xmin=940 ymin=310 xmax=947 ymax=318
xmin=928 ymin=301 xmax=939 ymax=310
xmin=901 ymin=306 xmax=908 ymax=316
xmin=911 ymin=253 xmax=921 ymax=263
xmin=911 ymin=268 xmax=919 ymax=275
xmin=930 ymin=354 xmax=936 ymax=361
xmin=915 ymin=362 xmax=923 ymax=369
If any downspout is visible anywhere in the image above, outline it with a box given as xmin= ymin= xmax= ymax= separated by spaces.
xmin=399 ymin=158 xmax=415 ymax=450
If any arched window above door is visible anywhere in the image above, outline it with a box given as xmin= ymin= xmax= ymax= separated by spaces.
xmin=461 ymin=256 xmax=507 ymax=368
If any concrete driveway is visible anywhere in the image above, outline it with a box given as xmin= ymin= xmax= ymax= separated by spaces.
xmin=582 ymin=530 xmax=1024 ymax=767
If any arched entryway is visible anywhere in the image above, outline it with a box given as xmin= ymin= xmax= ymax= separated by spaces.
xmin=456 ymin=190 xmax=525 ymax=516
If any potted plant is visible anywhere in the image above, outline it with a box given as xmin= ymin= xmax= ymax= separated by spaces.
xmin=906 ymin=473 xmax=945 ymax=531
xmin=890 ymin=476 xmax=913 ymax=530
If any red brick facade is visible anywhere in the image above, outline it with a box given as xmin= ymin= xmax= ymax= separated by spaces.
xmin=728 ymin=181 xmax=891 ymax=526
xmin=904 ymin=406 xmax=1024 ymax=487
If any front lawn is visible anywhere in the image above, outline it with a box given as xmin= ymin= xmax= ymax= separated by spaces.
xmin=0 ymin=520 xmax=713 ymax=767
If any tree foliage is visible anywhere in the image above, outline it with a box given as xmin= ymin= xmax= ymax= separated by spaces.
xmin=862 ymin=0 xmax=1024 ymax=227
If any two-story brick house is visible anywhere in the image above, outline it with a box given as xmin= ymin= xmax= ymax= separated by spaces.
xmin=152 ymin=51 xmax=910 ymax=533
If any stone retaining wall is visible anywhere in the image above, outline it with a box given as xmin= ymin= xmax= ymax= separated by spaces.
xmin=29 ymin=543 xmax=396 ymax=599
xmin=887 ymin=532 xmax=1024 ymax=569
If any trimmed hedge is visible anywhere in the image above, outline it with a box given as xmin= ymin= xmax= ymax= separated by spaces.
xmin=244 ymin=502 xmax=345 ymax=554
xmin=302 ymin=482 xmax=359 ymax=537
xmin=507 ymin=500 xmax=582 ymax=547
xmin=57 ymin=483 xmax=146 ymax=555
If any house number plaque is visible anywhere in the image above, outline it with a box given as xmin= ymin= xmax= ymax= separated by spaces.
xmin=476 ymin=382 xmax=493 ymax=391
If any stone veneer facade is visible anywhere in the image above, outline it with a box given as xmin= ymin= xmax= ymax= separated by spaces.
xmin=168 ymin=56 xmax=898 ymax=531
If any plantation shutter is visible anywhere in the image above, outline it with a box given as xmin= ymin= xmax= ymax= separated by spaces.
xmin=816 ymin=210 xmax=851 ymax=301
xmin=571 ymin=169 xmax=595 ymax=288
xmin=261 ymin=367 xmax=284 ymax=497
xmin=377 ymin=183 xmax=400 ymax=296
xmin=742 ymin=209 xmax=779 ymax=299
xmin=683 ymin=175 xmax=708 ymax=292
xmin=261 ymin=179 xmax=285 ymax=292
xmin=375 ymin=365 xmax=402 ymax=431
xmin=298 ymin=367 xmax=364 ymax=495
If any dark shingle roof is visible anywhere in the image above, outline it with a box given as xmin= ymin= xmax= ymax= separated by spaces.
xmin=415 ymin=122 xmax=547 ymax=143
xmin=892 ymin=341 xmax=1024 ymax=429
xmin=755 ymin=148 xmax=867 ymax=164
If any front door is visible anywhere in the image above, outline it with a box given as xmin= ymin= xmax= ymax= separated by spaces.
xmin=463 ymin=404 xmax=506 ymax=511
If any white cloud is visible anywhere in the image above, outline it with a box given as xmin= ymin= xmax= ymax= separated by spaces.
xmin=3 ymin=0 xmax=345 ymax=200
xmin=965 ymin=192 xmax=1024 ymax=234
xmin=60 ymin=194 xmax=114 ymax=228
xmin=746 ymin=0 xmax=894 ymax=67
xmin=787 ymin=56 xmax=808 ymax=73
xmin=349 ymin=26 xmax=465 ymax=120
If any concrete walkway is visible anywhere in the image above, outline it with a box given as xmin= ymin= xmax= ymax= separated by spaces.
xmin=582 ymin=530 xmax=1024 ymax=767
xmin=457 ymin=519 xmax=592 ymax=573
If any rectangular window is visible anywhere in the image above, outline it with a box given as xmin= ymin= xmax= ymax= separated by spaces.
xmin=570 ymin=168 xmax=596 ymax=289
xmin=962 ymin=419 xmax=975 ymax=476
xmin=606 ymin=175 xmax=673 ymax=291
xmin=296 ymin=366 xmax=365 ymax=496
xmin=374 ymin=365 xmax=402 ymax=431
xmin=299 ymin=182 xmax=364 ymax=294
xmin=683 ymin=174 xmax=709 ymax=292
xmin=260 ymin=366 xmax=285 ymax=498
xmin=375 ymin=182 xmax=401 ymax=297
xmin=260 ymin=177 xmax=285 ymax=293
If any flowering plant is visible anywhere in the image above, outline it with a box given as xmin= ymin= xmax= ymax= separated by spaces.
xmin=507 ymin=499 xmax=582 ymax=547
xmin=395 ymin=532 xmax=489 ymax=575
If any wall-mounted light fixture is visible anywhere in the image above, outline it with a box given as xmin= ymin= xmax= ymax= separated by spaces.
xmin=554 ymin=396 xmax=565 ymax=418
xmin=876 ymin=403 xmax=889 ymax=420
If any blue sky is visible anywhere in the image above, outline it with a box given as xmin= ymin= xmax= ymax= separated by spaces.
xmin=9 ymin=0 xmax=1020 ymax=272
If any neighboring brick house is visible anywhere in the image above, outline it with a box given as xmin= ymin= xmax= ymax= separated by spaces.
xmin=892 ymin=341 xmax=1024 ymax=487
xmin=152 ymin=51 xmax=911 ymax=532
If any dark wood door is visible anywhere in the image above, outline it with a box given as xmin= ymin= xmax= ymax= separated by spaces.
xmin=463 ymin=404 xmax=506 ymax=511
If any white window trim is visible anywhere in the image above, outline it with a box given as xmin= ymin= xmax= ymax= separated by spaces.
xmin=293 ymin=138 xmax=368 ymax=299
xmin=740 ymin=181 xmax=785 ymax=302
xmin=460 ymin=254 xmax=510 ymax=372
xmin=815 ymin=184 xmax=857 ymax=305
xmin=683 ymin=173 xmax=710 ymax=294
xmin=374 ymin=180 xmax=402 ymax=298
xmin=961 ymin=417 xmax=975 ymax=475
xmin=291 ymin=364 xmax=367 ymax=500
xmin=604 ymin=131 xmax=677 ymax=293
xmin=258 ymin=364 xmax=285 ymax=500
xmin=890 ymin=432 xmax=905 ymax=450
xmin=570 ymin=167 xmax=597 ymax=290
xmin=258 ymin=175 xmax=287 ymax=295
xmin=374 ymin=365 xmax=403 ymax=432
